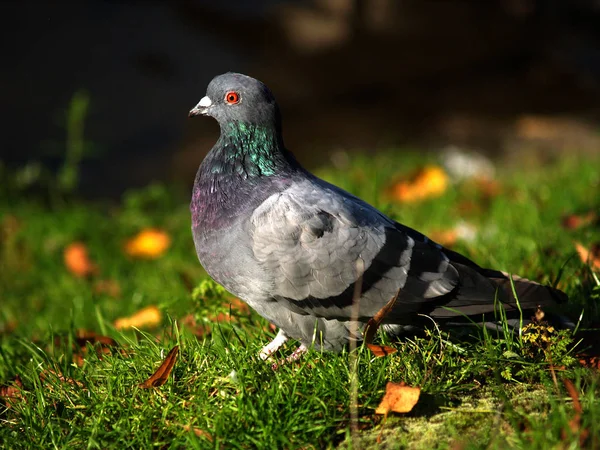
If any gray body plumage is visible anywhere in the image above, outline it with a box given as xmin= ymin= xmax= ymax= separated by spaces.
xmin=189 ymin=73 xmax=567 ymax=353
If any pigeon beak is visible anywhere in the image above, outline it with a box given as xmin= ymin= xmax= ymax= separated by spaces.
xmin=188 ymin=96 xmax=212 ymax=117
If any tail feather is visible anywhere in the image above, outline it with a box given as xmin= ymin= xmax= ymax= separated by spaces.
xmin=430 ymin=263 xmax=567 ymax=319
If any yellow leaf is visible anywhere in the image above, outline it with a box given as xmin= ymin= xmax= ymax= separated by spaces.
xmin=125 ymin=229 xmax=171 ymax=259
xmin=389 ymin=166 xmax=449 ymax=203
xmin=574 ymin=242 xmax=600 ymax=270
xmin=114 ymin=306 xmax=162 ymax=330
xmin=375 ymin=382 xmax=421 ymax=415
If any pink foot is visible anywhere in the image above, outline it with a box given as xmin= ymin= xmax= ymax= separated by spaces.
xmin=259 ymin=329 xmax=289 ymax=360
xmin=271 ymin=344 xmax=308 ymax=370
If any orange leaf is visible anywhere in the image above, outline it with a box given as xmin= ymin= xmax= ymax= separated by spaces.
xmin=114 ymin=305 xmax=162 ymax=330
xmin=428 ymin=229 xmax=459 ymax=247
xmin=367 ymin=344 xmax=398 ymax=357
xmin=139 ymin=346 xmax=179 ymax=388
xmin=181 ymin=314 xmax=211 ymax=337
xmin=562 ymin=212 xmax=596 ymax=230
xmin=389 ymin=166 xmax=449 ymax=203
xmin=562 ymin=378 xmax=589 ymax=446
xmin=375 ymin=382 xmax=421 ymax=414
xmin=227 ymin=297 xmax=251 ymax=315
xmin=364 ymin=290 xmax=400 ymax=344
xmin=64 ymin=242 xmax=98 ymax=277
xmin=125 ymin=228 xmax=171 ymax=259
xmin=574 ymin=242 xmax=600 ymax=270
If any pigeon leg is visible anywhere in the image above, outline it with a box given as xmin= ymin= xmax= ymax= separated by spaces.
xmin=259 ymin=328 xmax=289 ymax=360
xmin=285 ymin=344 xmax=308 ymax=363
xmin=271 ymin=344 xmax=308 ymax=370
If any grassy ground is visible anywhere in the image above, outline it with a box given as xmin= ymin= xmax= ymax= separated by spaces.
xmin=1 ymin=151 xmax=599 ymax=449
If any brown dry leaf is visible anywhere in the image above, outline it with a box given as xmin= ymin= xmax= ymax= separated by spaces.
xmin=114 ymin=305 xmax=162 ymax=330
xmin=562 ymin=378 xmax=590 ymax=446
xmin=139 ymin=345 xmax=179 ymax=388
xmin=367 ymin=344 xmax=398 ymax=358
xmin=578 ymin=355 xmax=600 ymax=370
xmin=124 ymin=228 xmax=171 ymax=259
xmin=364 ymin=290 xmax=400 ymax=344
xmin=375 ymin=382 xmax=421 ymax=415
xmin=574 ymin=242 xmax=600 ymax=270
xmin=562 ymin=212 xmax=597 ymax=230
xmin=75 ymin=329 xmax=118 ymax=347
xmin=40 ymin=369 xmax=85 ymax=388
xmin=388 ymin=166 xmax=449 ymax=203
xmin=181 ymin=314 xmax=211 ymax=337
xmin=0 ymin=375 xmax=24 ymax=408
xmin=64 ymin=242 xmax=98 ymax=277
xmin=55 ymin=329 xmax=119 ymax=366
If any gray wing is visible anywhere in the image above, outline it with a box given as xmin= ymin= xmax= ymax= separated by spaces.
xmin=249 ymin=178 xmax=460 ymax=322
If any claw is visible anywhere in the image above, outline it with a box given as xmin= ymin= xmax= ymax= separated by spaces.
xmin=271 ymin=344 xmax=308 ymax=370
xmin=259 ymin=328 xmax=289 ymax=360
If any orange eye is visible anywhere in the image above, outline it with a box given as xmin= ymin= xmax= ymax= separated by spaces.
xmin=225 ymin=91 xmax=240 ymax=104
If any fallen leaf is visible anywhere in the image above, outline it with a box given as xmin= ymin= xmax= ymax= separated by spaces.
xmin=389 ymin=166 xmax=449 ymax=203
xmin=375 ymin=382 xmax=421 ymax=414
xmin=578 ymin=355 xmax=600 ymax=370
xmin=64 ymin=242 xmax=98 ymax=277
xmin=574 ymin=242 xmax=600 ymax=270
xmin=114 ymin=305 xmax=162 ymax=330
xmin=125 ymin=228 xmax=171 ymax=259
xmin=75 ymin=329 xmax=118 ymax=347
xmin=429 ymin=229 xmax=458 ymax=247
xmin=0 ymin=375 xmax=24 ymax=408
xmin=228 ymin=297 xmax=250 ymax=315
xmin=53 ymin=329 xmax=119 ymax=366
xmin=562 ymin=212 xmax=597 ymax=230
xmin=562 ymin=378 xmax=589 ymax=446
xmin=429 ymin=222 xmax=478 ymax=248
xmin=367 ymin=344 xmax=398 ymax=357
xmin=364 ymin=290 xmax=400 ymax=344
xmin=181 ymin=314 xmax=211 ymax=337
xmin=139 ymin=346 xmax=179 ymax=388
xmin=182 ymin=424 xmax=213 ymax=441
xmin=40 ymin=369 xmax=85 ymax=388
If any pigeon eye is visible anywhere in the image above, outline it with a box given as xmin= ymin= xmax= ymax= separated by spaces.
xmin=225 ymin=91 xmax=240 ymax=105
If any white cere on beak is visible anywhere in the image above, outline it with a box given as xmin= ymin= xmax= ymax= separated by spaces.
xmin=198 ymin=96 xmax=212 ymax=107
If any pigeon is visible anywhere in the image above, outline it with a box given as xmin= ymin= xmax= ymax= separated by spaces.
xmin=188 ymin=72 xmax=567 ymax=362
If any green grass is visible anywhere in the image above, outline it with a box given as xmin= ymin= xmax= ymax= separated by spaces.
xmin=1 ymin=151 xmax=599 ymax=449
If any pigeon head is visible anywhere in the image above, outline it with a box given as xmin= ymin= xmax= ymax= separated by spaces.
xmin=189 ymin=73 xmax=281 ymax=129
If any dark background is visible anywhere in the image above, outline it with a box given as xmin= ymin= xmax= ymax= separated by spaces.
xmin=2 ymin=0 xmax=600 ymax=197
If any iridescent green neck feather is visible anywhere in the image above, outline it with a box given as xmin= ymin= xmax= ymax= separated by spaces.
xmin=191 ymin=120 xmax=298 ymax=229
xmin=218 ymin=121 xmax=283 ymax=177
